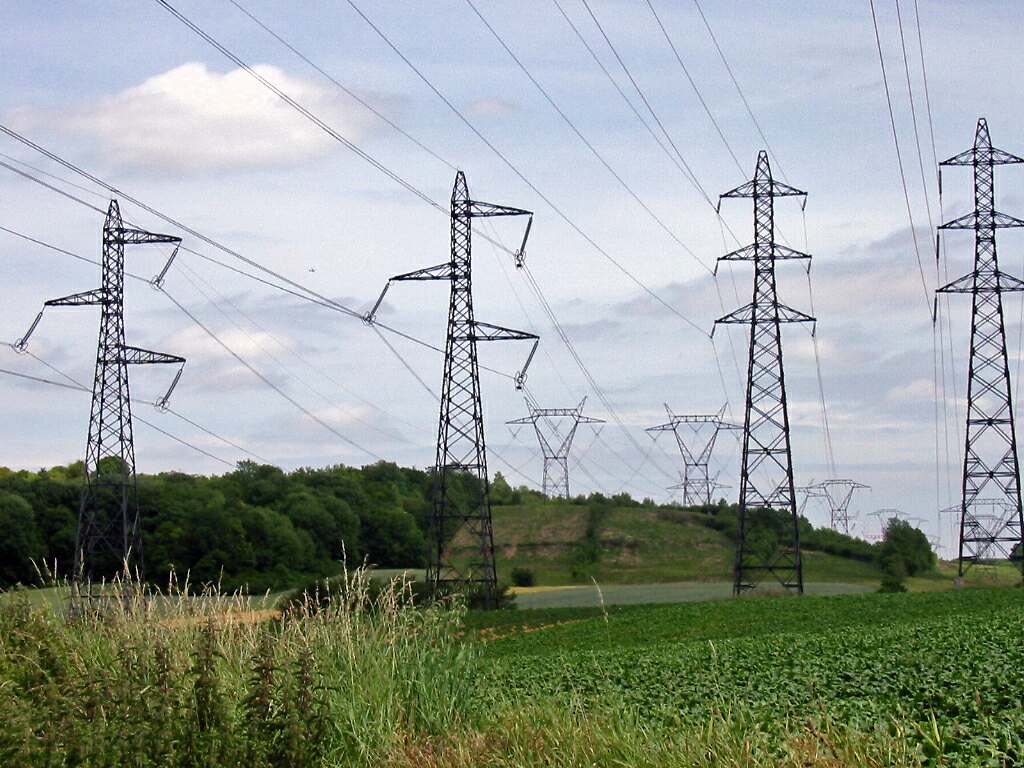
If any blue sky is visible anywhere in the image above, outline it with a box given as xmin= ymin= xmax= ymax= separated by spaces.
xmin=1 ymin=0 xmax=1022 ymax=554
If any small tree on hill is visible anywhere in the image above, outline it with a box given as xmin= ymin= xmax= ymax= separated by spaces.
xmin=877 ymin=518 xmax=935 ymax=591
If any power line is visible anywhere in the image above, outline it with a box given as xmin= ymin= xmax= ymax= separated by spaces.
xmin=867 ymin=0 xmax=933 ymax=319
xmin=340 ymin=0 xmax=706 ymax=336
xmin=176 ymin=261 xmax=415 ymax=445
xmin=161 ymin=287 xmax=386 ymax=462
xmin=894 ymin=0 xmax=935 ymax=234
xmin=0 ymin=137 xmax=520 ymax=386
xmin=691 ymin=0 xmax=789 ymax=182
xmin=0 ymin=221 xmax=382 ymax=462
xmin=225 ymin=0 xmax=457 ymax=172
xmin=464 ymin=0 xmax=744 ymax=441
xmin=0 ymin=347 xmax=238 ymax=468
xmin=465 ymin=0 xmax=711 ymax=273
xmin=578 ymin=0 xmax=715 ymax=211
xmin=643 ymin=0 xmax=745 ymax=177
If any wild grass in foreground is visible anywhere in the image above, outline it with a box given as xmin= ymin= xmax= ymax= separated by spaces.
xmin=0 ymin=570 xmax=474 ymax=767
xmin=1 ymin=574 xmax=1020 ymax=766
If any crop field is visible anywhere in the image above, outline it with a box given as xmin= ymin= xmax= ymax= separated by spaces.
xmin=472 ymin=587 xmax=1024 ymax=764
xmin=2 ymin=576 xmax=1022 ymax=766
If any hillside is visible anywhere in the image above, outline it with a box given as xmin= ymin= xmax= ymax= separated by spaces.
xmin=451 ymin=502 xmax=885 ymax=588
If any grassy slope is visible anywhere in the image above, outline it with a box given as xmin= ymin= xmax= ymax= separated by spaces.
xmin=453 ymin=502 xmax=883 ymax=587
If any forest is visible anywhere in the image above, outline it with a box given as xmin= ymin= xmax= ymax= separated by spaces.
xmin=0 ymin=460 xmax=928 ymax=592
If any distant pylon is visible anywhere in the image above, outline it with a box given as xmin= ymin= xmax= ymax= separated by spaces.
xmin=16 ymin=200 xmax=185 ymax=589
xmin=507 ymin=396 xmax=604 ymax=498
xmin=867 ymin=508 xmax=906 ymax=541
xmin=365 ymin=171 xmax=538 ymax=607
xmin=646 ymin=404 xmax=739 ymax=507
xmin=670 ymin=474 xmax=729 ymax=506
xmin=937 ymin=118 xmax=1024 ymax=578
xmin=817 ymin=479 xmax=869 ymax=535
xmin=714 ymin=151 xmax=814 ymax=596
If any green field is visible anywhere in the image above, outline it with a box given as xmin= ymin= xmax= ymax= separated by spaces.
xmin=2 ymin=574 xmax=1023 ymax=766
xmin=469 ymin=587 xmax=1024 ymax=764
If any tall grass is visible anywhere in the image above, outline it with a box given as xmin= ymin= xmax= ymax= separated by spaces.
xmin=0 ymin=570 xmax=938 ymax=767
xmin=0 ymin=568 xmax=474 ymax=767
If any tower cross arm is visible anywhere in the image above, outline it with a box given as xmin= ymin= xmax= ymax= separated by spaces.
xmin=646 ymin=421 xmax=679 ymax=433
xmin=363 ymin=262 xmax=454 ymax=324
xmin=467 ymin=323 xmax=539 ymax=390
xmin=714 ymin=303 xmax=815 ymax=326
xmin=938 ymin=270 xmax=1024 ymax=294
xmin=717 ymin=243 xmax=811 ymax=266
xmin=45 ymin=288 xmax=106 ymax=307
xmin=940 ymin=211 xmax=1024 ymax=230
xmin=506 ymin=415 xmax=537 ymax=425
xmin=941 ymin=147 xmax=1024 ymax=166
xmin=119 ymin=346 xmax=186 ymax=365
xmin=468 ymin=322 xmax=538 ymax=342
xmin=719 ymin=180 xmax=807 ymax=201
xmin=390 ymin=262 xmax=455 ymax=281
xmin=109 ymin=227 xmax=182 ymax=246
xmin=467 ymin=200 xmax=532 ymax=218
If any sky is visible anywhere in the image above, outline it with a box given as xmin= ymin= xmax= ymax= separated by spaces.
xmin=1 ymin=0 xmax=1022 ymax=556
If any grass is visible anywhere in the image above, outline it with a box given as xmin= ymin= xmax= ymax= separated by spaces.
xmin=471 ymin=587 xmax=1024 ymax=765
xmin=2 ymin=572 xmax=1022 ymax=766
xmin=509 ymin=579 xmax=873 ymax=609
xmin=0 ymin=571 xmax=474 ymax=767
xmin=450 ymin=502 xmax=888 ymax=589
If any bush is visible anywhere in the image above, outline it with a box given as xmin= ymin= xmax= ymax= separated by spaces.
xmin=878 ymin=559 xmax=908 ymax=593
xmin=510 ymin=567 xmax=535 ymax=587
xmin=877 ymin=519 xmax=935 ymax=578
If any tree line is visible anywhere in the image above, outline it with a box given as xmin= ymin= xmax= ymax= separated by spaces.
xmin=0 ymin=459 xmax=936 ymax=591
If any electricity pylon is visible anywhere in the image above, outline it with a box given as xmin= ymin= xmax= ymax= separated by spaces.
xmin=867 ymin=508 xmax=906 ymax=542
xmin=646 ymin=404 xmax=739 ymax=507
xmin=714 ymin=151 xmax=814 ymax=596
xmin=507 ymin=396 xmax=604 ymax=498
xmin=937 ymin=119 xmax=1024 ymax=578
xmin=671 ymin=474 xmax=729 ymax=506
xmin=365 ymin=171 xmax=538 ymax=607
xmin=16 ymin=200 xmax=185 ymax=590
xmin=817 ymin=479 xmax=869 ymax=535
xmin=797 ymin=482 xmax=828 ymax=516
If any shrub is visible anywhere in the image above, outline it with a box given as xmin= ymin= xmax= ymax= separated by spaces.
xmin=510 ymin=567 xmax=536 ymax=587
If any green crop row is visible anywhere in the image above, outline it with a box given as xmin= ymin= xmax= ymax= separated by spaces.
xmin=477 ymin=590 xmax=1024 ymax=764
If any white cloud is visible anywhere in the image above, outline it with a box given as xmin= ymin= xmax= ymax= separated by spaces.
xmin=164 ymin=324 xmax=292 ymax=364
xmin=885 ymin=378 xmax=936 ymax=404
xmin=8 ymin=63 xmax=382 ymax=173
xmin=467 ymin=98 xmax=517 ymax=117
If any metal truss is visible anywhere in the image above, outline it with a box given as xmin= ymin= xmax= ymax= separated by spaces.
xmin=800 ymin=479 xmax=869 ymax=535
xmin=714 ymin=151 xmax=813 ymax=596
xmin=365 ymin=172 xmax=537 ymax=607
xmin=646 ymin=404 xmax=739 ymax=507
xmin=937 ymin=119 xmax=1024 ymax=578
xmin=507 ymin=396 xmax=604 ymax=498
xmin=16 ymin=200 xmax=185 ymax=591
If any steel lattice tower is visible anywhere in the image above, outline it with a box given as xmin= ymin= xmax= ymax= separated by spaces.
xmin=714 ymin=152 xmax=814 ymax=595
xmin=803 ymin=479 xmax=869 ymax=535
xmin=647 ymin=404 xmax=739 ymax=507
xmin=17 ymin=200 xmax=185 ymax=589
xmin=366 ymin=172 xmax=537 ymax=607
xmin=937 ymin=119 xmax=1024 ymax=578
xmin=507 ymin=396 xmax=604 ymax=498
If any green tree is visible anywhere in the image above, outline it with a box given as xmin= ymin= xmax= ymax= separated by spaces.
xmin=0 ymin=492 xmax=44 ymax=586
xmin=877 ymin=518 xmax=935 ymax=590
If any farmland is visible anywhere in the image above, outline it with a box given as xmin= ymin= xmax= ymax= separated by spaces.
xmin=470 ymin=587 xmax=1024 ymax=764
xmin=1 ymin=576 xmax=1022 ymax=766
